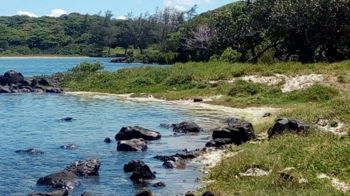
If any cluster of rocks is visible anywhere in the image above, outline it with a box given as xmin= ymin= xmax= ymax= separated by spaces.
xmin=0 ymin=70 xmax=62 ymax=93
xmin=30 ymin=159 xmax=100 ymax=195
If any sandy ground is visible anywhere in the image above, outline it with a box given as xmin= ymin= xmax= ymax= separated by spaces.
xmin=66 ymin=91 xmax=280 ymax=124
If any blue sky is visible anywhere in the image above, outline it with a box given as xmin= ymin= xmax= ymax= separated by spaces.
xmin=0 ymin=0 xmax=234 ymax=18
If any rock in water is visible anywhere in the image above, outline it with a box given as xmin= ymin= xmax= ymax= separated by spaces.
xmin=117 ymin=139 xmax=147 ymax=151
xmin=209 ymin=119 xmax=255 ymax=147
xmin=0 ymin=85 xmax=11 ymax=93
xmin=4 ymin=70 xmax=24 ymax=84
xmin=152 ymin=181 xmax=166 ymax=187
xmin=80 ymin=192 xmax=93 ymax=196
xmin=61 ymin=117 xmax=74 ymax=122
xmin=115 ymin=126 xmax=161 ymax=141
xmin=104 ymin=137 xmax=112 ymax=143
xmin=60 ymin=144 xmax=78 ymax=149
xmin=65 ymin=159 xmax=100 ymax=176
xmin=173 ymin=121 xmax=202 ymax=133
xmin=28 ymin=189 xmax=68 ymax=196
xmin=123 ymin=160 xmax=156 ymax=182
xmin=15 ymin=148 xmax=44 ymax=154
xmin=268 ymin=118 xmax=310 ymax=138
xmin=135 ymin=190 xmax=153 ymax=196
xmin=37 ymin=170 xmax=78 ymax=189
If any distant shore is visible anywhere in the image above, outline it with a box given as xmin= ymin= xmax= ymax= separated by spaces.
xmin=0 ymin=56 xmax=90 ymax=59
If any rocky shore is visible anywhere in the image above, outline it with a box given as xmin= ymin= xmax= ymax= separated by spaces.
xmin=0 ymin=70 xmax=63 ymax=94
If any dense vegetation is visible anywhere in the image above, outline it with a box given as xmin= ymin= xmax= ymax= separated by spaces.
xmin=1 ymin=0 xmax=350 ymax=63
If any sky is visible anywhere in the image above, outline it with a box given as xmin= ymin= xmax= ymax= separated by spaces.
xmin=0 ymin=0 xmax=234 ymax=18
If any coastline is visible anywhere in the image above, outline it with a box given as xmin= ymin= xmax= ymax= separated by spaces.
xmin=0 ymin=56 xmax=90 ymax=59
xmin=65 ymin=91 xmax=279 ymax=178
xmin=66 ymin=91 xmax=281 ymax=124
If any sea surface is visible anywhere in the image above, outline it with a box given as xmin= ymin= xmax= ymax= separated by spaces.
xmin=0 ymin=57 xmax=155 ymax=76
xmin=0 ymin=58 xmax=232 ymax=196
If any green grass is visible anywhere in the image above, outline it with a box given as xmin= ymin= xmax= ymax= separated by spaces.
xmin=200 ymin=96 xmax=350 ymax=195
xmin=60 ymin=60 xmax=350 ymax=195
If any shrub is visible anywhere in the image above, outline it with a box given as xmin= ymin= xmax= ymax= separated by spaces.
xmin=69 ymin=62 xmax=104 ymax=74
xmin=228 ymin=80 xmax=262 ymax=96
xmin=129 ymin=77 xmax=155 ymax=87
xmin=220 ymin=47 xmax=242 ymax=63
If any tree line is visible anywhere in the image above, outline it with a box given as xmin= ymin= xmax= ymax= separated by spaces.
xmin=0 ymin=0 xmax=349 ymax=63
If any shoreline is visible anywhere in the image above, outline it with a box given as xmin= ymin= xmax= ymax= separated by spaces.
xmin=0 ymin=56 xmax=91 ymax=59
xmin=66 ymin=91 xmax=281 ymax=124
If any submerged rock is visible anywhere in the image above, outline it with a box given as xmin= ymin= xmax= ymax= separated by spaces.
xmin=172 ymin=121 xmax=202 ymax=133
xmin=15 ymin=148 xmax=44 ymax=154
xmin=115 ymin=126 xmax=161 ymax=141
xmin=117 ymin=139 xmax=147 ymax=151
xmin=37 ymin=170 xmax=78 ymax=189
xmin=268 ymin=118 xmax=310 ymax=138
xmin=60 ymin=144 xmax=78 ymax=149
xmin=60 ymin=117 xmax=74 ymax=122
xmin=65 ymin=159 xmax=100 ymax=176
xmin=28 ymin=189 xmax=68 ymax=196
xmin=152 ymin=181 xmax=166 ymax=187
xmin=80 ymin=192 xmax=93 ymax=196
xmin=123 ymin=160 xmax=156 ymax=182
xmin=208 ymin=118 xmax=255 ymax=147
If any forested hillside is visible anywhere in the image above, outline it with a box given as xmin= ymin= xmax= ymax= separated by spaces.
xmin=1 ymin=0 xmax=350 ymax=63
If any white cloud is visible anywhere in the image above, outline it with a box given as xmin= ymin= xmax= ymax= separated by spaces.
xmin=16 ymin=10 xmax=37 ymax=17
xmin=164 ymin=0 xmax=212 ymax=10
xmin=116 ymin=16 xmax=127 ymax=20
xmin=47 ymin=9 xmax=67 ymax=17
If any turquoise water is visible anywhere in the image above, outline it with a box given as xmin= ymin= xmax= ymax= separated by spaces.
xmin=0 ymin=59 xmax=231 ymax=196
xmin=0 ymin=57 xmax=154 ymax=76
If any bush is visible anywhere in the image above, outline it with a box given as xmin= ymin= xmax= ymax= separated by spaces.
xmin=136 ymin=51 xmax=176 ymax=64
xmin=129 ymin=77 xmax=155 ymax=87
xmin=228 ymin=80 xmax=262 ymax=96
xmin=288 ymin=85 xmax=339 ymax=102
xmin=69 ymin=62 xmax=104 ymax=74
xmin=220 ymin=47 xmax=242 ymax=63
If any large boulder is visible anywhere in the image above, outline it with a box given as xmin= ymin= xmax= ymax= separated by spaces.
xmin=3 ymin=70 xmax=24 ymax=84
xmin=28 ymin=190 xmax=68 ymax=196
xmin=173 ymin=121 xmax=202 ymax=133
xmin=64 ymin=159 xmax=100 ymax=176
xmin=37 ymin=170 xmax=78 ymax=189
xmin=115 ymin=126 xmax=161 ymax=141
xmin=123 ymin=160 xmax=156 ymax=182
xmin=208 ymin=119 xmax=255 ymax=147
xmin=268 ymin=118 xmax=310 ymax=138
xmin=117 ymin=139 xmax=147 ymax=151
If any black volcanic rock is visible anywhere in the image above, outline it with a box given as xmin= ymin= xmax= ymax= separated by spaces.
xmin=115 ymin=126 xmax=161 ymax=141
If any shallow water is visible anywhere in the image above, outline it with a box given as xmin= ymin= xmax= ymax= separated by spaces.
xmin=0 ymin=57 xmax=161 ymax=76
xmin=0 ymin=92 xmax=239 ymax=196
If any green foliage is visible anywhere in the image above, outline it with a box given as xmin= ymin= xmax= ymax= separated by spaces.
xmin=228 ymin=80 xmax=262 ymax=96
xmin=136 ymin=51 xmax=176 ymax=64
xmin=69 ymin=62 xmax=104 ymax=74
xmin=220 ymin=47 xmax=241 ymax=63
